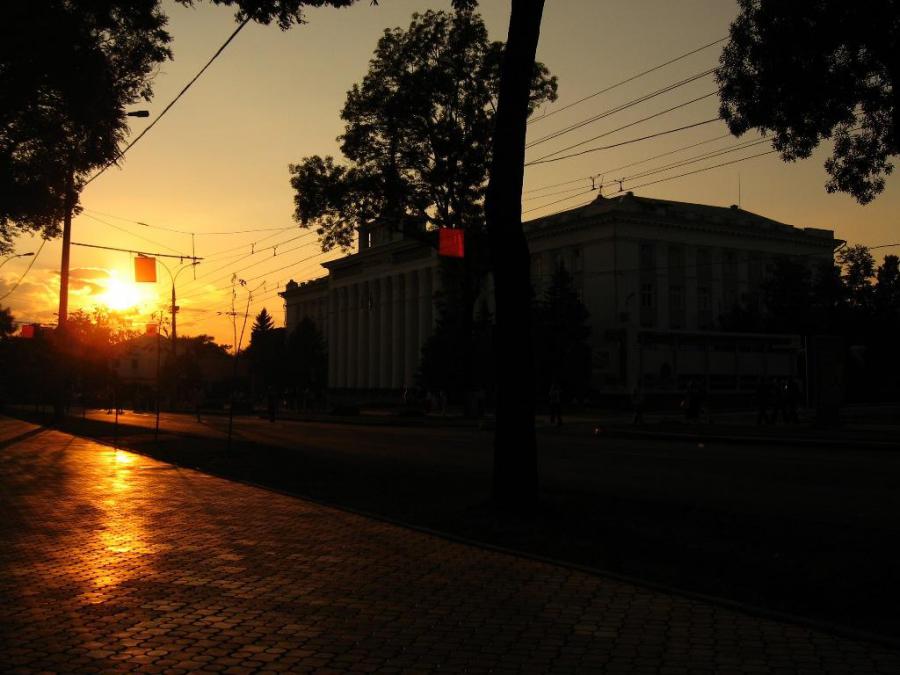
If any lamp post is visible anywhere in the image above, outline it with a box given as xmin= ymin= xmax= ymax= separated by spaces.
xmin=140 ymin=257 xmax=198 ymax=367
xmin=57 ymin=110 xmax=149 ymax=330
xmin=0 ymin=251 xmax=34 ymax=272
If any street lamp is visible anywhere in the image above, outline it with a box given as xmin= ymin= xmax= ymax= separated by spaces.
xmin=135 ymin=255 xmax=198 ymax=365
xmin=0 ymin=251 xmax=34 ymax=271
xmin=57 ymin=109 xmax=149 ymax=330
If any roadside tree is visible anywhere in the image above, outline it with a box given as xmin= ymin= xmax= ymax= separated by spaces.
xmin=716 ymin=0 xmax=898 ymax=204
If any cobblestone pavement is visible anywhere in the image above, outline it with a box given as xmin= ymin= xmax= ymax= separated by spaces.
xmin=1 ymin=419 xmax=899 ymax=674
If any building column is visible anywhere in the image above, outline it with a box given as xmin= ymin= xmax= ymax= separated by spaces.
xmin=404 ymin=269 xmax=419 ymax=387
xmin=431 ymin=265 xmax=442 ymax=330
xmin=392 ymin=273 xmax=405 ymax=389
xmin=347 ymin=284 xmax=358 ymax=389
xmin=337 ymin=287 xmax=348 ymax=388
xmin=328 ymin=289 xmax=338 ymax=388
xmin=368 ymin=280 xmax=380 ymax=390
xmin=379 ymin=277 xmax=393 ymax=389
xmin=418 ymin=267 xmax=433 ymax=352
xmin=357 ymin=281 xmax=369 ymax=389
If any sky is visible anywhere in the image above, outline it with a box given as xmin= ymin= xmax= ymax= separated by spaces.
xmin=2 ymin=0 xmax=898 ymax=347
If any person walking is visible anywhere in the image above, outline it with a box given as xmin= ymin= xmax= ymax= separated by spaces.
xmin=631 ymin=386 xmax=645 ymax=425
xmin=549 ymin=382 xmax=563 ymax=427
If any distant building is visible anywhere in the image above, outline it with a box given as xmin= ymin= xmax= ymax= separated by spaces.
xmin=281 ymin=193 xmax=838 ymax=396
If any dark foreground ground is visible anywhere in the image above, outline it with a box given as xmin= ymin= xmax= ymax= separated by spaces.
xmin=7 ymin=406 xmax=900 ymax=646
xmin=4 ymin=417 xmax=899 ymax=673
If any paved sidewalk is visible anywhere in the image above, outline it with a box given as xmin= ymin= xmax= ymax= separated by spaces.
xmin=1 ymin=418 xmax=898 ymax=674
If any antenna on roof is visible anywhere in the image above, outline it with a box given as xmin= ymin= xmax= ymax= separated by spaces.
xmin=616 ymin=178 xmax=625 ymax=193
xmin=738 ymin=172 xmax=742 ymax=208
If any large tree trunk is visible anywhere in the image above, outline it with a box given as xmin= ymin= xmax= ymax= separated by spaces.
xmin=485 ymin=0 xmax=545 ymax=512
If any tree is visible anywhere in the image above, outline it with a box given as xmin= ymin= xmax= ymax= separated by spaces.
xmin=533 ymin=266 xmax=591 ymax=402
xmin=246 ymin=308 xmax=284 ymax=395
xmin=0 ymin=306 xmax=13 ymax=340
xmin=286 ymin=317 xmax=328 ymax=404
xmin=875 ymin=254 xmax=900 ymax=316
xmin=485 ymin=0 xmax=547 ymax=511
xmin=838 ymin=244 xmax=876 ymax=315
xmin=251 ymin=307 xmax=276 ymax=336
xmin=1 ymin=0 xmax=369 ymax=253
xmin=716 ymin=0 xmax=898 ymax=204
xmin=289 ymin=2 xmax=556 ymax=250
xmin=0 ymin=2 xmax=173 ymax=253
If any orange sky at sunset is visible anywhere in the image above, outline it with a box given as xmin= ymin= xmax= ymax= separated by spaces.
xmin=2 ymin=0 xmax=898 ymax=348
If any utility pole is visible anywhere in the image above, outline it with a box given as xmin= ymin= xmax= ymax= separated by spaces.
xmin=57 ymin=168 xmax=75 ymax=329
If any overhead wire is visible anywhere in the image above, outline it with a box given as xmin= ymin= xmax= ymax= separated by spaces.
xmin=528 ymin=93 xmax=720 ymax=164
xmin=0 ymin=239 xmax=47 ymax=301
xmin=528 ymin=36 xmax=726 ymax=125
xmin=527 ymin=68 xmax=717 ymax=149
xmin=522 ymin=132 xmax=733 ymax=197
xmin=81 ymin=209 xmax=292 ymax=236
xmin=80 ymin=212 xmax=185 ymax=254
xmin=83 ymin=16 xmax=252 ymax=188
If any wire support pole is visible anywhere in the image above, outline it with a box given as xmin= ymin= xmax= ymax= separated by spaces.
xmin=70 ymin=241 xmax=203 ymax=260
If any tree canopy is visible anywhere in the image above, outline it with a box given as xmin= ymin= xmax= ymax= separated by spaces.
xmin=0 ymin=0 xmax=368 ymax=254
xmin=716 ymin=0 xmax=898 ymax=204
xmin=0 ymin=1 xmax=172 ymax=252
xmin=289 ymin=3 xmax=557 ymax=251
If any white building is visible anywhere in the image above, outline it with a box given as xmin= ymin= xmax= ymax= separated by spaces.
xmin=281 ymin=192 xmax=838 ymax=396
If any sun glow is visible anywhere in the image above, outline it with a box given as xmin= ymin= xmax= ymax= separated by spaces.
xmin=99 ymin=278 xmax=142 ymax=311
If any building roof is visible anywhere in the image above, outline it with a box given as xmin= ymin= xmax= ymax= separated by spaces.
xmin=524 ymin=192 xmax=835 ymax=244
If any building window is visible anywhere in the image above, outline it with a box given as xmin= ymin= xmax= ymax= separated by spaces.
xmin=640 ymin=282 xmax=655 ymax=308
xmin=669 ymin=284 xmax=685 ymax=329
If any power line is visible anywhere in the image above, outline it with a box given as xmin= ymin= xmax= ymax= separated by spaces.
xmin=527 ymin=68 xmax=716 ymax=149
xmin=627 ymin=149 xmax=779 ymax=191
xmin=179 ymin=231 xmax=316 ymax=291
xmin=198 ymin=226 xmax=300 ymax=261
xmin=81 ymin=209 xmax=293 ymax=236
xmin=525 ymin=148 xmax=781 ymax=218
xmin=0 ymin=239 xmax=47 ymax=301
xmin=69 ymin=241 xmax=200 ymax=260
xmin=527 ymin=116 xmax=722 ymax=167
xmin=529 ymin=92 xmax=720 ymax=164
xmin=81 ymin=212 xmax=184 ymax=254
xmin=523 ymin=189 xmax=597 ymax=215
xmin=83 ymin=17 xmax=252 ymax=188
xmin=604 ymin=136 xmax=773 ymax=187
xmin=528 ymin=36 xmax=726 ymax=125
xmin=590 ymin=132 xmax=732 ymax=179
xmin=178 ymin=241 xmax=326 ymax=302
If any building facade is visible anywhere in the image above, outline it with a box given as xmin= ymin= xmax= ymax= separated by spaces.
xmin=281 ymin=193 xmax=838 ymax=396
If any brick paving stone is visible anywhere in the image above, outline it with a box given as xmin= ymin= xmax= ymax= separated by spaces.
xmin=1 ymin=421 xmax=899 ymax=673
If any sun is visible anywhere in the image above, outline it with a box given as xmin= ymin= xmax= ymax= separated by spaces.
xmin=99 ymin=278 xmax=141 ymax=311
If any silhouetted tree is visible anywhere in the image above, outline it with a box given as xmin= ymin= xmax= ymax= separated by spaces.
xmin=251 ymin=307 xmax=276 ymax=336
xmin=1 ymin=0 xmax=369 ymax=253
xmin=246 ymin=308 xmax=284 ymax=395
xmin=0 ymin=2 xmax=173 ymax=252
xmin=532 ymin=266 xmax=591 ymax=403
xmin=716 ymin=0 xmax=898 ymax=204
xmin=286 ymin=317 xmax=328 ymax=404
xmin=485 ymin=0 xmax=547 ymax=511
xmin=289 ymin=2 xmax=556 ymax=250
xmin=875 ymin=254 xmax=900 ymax=317
xmin=0 ymin=306 xmax=13 ymax=340
xmin=290 ymin=1 xmax=555 ymax=407
xmin=838 ymin=244 xmax=876 ymax=313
